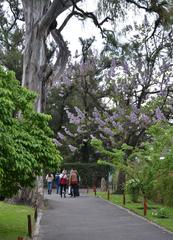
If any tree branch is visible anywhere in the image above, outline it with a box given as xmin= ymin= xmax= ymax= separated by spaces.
xmin=40 ymin=0 xmax=81 ymax=31
xmin=71 ymin=0 xmax=112 ymax=37
xmin=51 ymin=29 xmax=70 ymax=83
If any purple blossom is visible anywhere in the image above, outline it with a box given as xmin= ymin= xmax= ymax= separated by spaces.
xmin=155 ymin=108 xmax=165 ymax=121
xmin=68 ymin=144 xmax=77 ymax=152
xmin=111 ymin=59 xmax=116 ymax=68
xmin=99 ymin=133 xmax=106 ymax=139
xmin=123 ymin=61 xmax=130 ymax=75
xmin=66 ymin=110 xmax=81 ymax=124
xmin=53 ymin=139 xmax=62 ymax=147
xmin=109 ymin=112 xmax=119 ymax=122
xmin=57 ymin=132 xmax=65 ymax=140
xmin=74 ymin=106 xmax=85 ymax=120
xmin=131 ymin=105 xmax=139 ymax=114
xmin=95 ymin=117 xmax=106 ymax=127
xmin=112 ymin=121 xmax=117 ymax=128
xmin=158 ymin=90 xmax=166 ymax=97
xmin=117 ymin=123 xmax=123 ymax=132
xmin=141 ymin=114 xmax=150 ymax=124
xmin=102 ymin=127 xmax=114 ymax=137
xmin=129 ymin=112 xmax=138 ymax=123
xmin=64 ymin=128 xmax=74 ymax=137
xmin=92 ymin=108 xmax=101 ymax=119
xmin=77 ymin=126 xmax=85 ymax=134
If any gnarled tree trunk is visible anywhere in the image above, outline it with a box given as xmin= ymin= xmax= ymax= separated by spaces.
xmin=20 ymin=0 xmax=79 ymax=204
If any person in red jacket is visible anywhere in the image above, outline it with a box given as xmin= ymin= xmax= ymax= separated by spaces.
xmin=59 ymin=170 xmax=68 ymax=198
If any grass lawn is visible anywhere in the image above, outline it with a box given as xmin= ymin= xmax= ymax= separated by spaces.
xmin=94 ymin=192 xmax=173 ymax=232
xmin=0 ymin=201 xmax=34 ymax=240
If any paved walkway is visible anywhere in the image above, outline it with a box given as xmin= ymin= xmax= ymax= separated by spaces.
xmin=37 ymin=191 xmax=173 ymax=240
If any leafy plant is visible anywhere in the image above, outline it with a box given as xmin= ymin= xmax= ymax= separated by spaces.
xmin=0 ymin=67 xmax=62 ymax=197
xmin=152 ymin=208 xmax=168 ymax=218
xmin=125 ymin=179 xmax=141 ymax=202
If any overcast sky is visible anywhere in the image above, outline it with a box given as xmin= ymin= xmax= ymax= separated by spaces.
xmin=58 ymin=0 xmax=105 ymax=56
xmin=58 ymin=0 xmax=148 ymax=57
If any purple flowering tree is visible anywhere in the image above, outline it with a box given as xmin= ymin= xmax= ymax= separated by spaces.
xmin=46 ymin=38 xmax=112 ymax=163
xmin=46 ymin=16 xmax=173 ymax=191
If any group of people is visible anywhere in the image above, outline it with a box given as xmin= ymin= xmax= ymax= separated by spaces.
xmin=46 ymin=168 xmax=80 ymax=198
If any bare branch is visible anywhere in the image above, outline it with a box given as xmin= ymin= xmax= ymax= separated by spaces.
xmin=40 ymin=0 xmax=81 ymax=31
xmin=71 ymin=0 xmax=112 ymax=37
xmin=126 ymin=0 xmax=151 ymax=12
xmin=58 ymin=6 xmax=76 ymax=32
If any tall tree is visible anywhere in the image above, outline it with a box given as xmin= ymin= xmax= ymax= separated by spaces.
xmin=46 ymin=38 xmax=111 ymax=163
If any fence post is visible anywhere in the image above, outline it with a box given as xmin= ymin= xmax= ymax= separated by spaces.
xmin=34 ymin=206 xmax=38 ymax=222
xmin=93 ymin=186 xmax=96 ymax=196
xmin=107 ymin=189 xmax=110 ymax=200
xmin=144 ymin=197 xmax=147 ymax=216
xmin=27 ymin=214 xmax=32 ymax=238
xmin=123 ymin=191 xmax=126 ymax=205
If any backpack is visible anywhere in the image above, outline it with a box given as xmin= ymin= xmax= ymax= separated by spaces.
xmin=60 ymin=175 xmax=67 ymax=185
xmin=71 ymin=172 xmax=78 ymax=184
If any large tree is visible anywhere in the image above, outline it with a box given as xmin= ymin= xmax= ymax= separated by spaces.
xmin=20 ymin=0 xmax=111 ymax=112
xmin=2 ymin=0 xmax=173 ymax=111
xmin=46 ymin=38 xmax=111 ymax=163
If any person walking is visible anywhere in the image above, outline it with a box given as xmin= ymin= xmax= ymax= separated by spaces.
xmin=46 ymin=172 xmax=54 ymax=194
xmin=55 ymin=172 xmax=60 ymax=194
xmin=59 ymin=170 xmax=68 ymax=198
xmin=69 ymin=169 xmax=79 ymax=197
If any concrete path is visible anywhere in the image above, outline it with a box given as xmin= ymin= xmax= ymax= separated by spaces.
xmin=37 ymin=192 xmax=173 ymax=240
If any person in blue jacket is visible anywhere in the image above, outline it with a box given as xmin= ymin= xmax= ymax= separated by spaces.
xmin=55 ymin=172 xmax=60 ymax=194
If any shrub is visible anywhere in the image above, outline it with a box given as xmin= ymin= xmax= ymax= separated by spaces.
xmin=152 ymin=208 xmax=168 ymax=218
xmin=126 ymin=179 xmax=141 ymax=202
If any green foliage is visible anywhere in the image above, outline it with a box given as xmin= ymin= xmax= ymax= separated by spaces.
xmin=62 ymin=162 xmax=111 ymax=187
xmin=152 ymin=208 xmax=168 ymax=219
xmin=91 ymin=138 xmax=126 ymax=167
xmin=152 ymin=175 xmax=173 ymax=206
xmin=125 ymin=179 xmax=140 ymax=202
xmin=0 ymin=67 xmax=62 ymax=197
xmin=124 ymin=122 xmax=173 ymax=200
xmin=91 ymin=122 xmax=173 ymax=205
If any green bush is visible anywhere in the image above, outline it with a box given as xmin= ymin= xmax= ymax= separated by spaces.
xmin=152 ymin=208 xmax=168 ymax=218
xmin=0 ymin=66 xmax=62 ymax=197
xmin=151 ymin=175 xmax=173 ymax=206
xmin=126 ymin=179 xmax=141 ymax=203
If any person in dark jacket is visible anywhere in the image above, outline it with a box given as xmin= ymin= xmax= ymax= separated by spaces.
xmin=55 ymin=172 xmax=60 ymax=194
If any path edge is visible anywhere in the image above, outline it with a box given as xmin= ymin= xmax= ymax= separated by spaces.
xmin=97 ymin=196 xmax=173 ymax=236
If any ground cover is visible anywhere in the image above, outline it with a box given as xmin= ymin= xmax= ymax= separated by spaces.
xmin=95 ymin=192 xmax=173 ymax=232
xmin=0 ymin=201 xmax=34 ymax=240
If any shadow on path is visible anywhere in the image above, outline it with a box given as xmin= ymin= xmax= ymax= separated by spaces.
xmin=38 ymin=191 xmax=173 ymax=240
